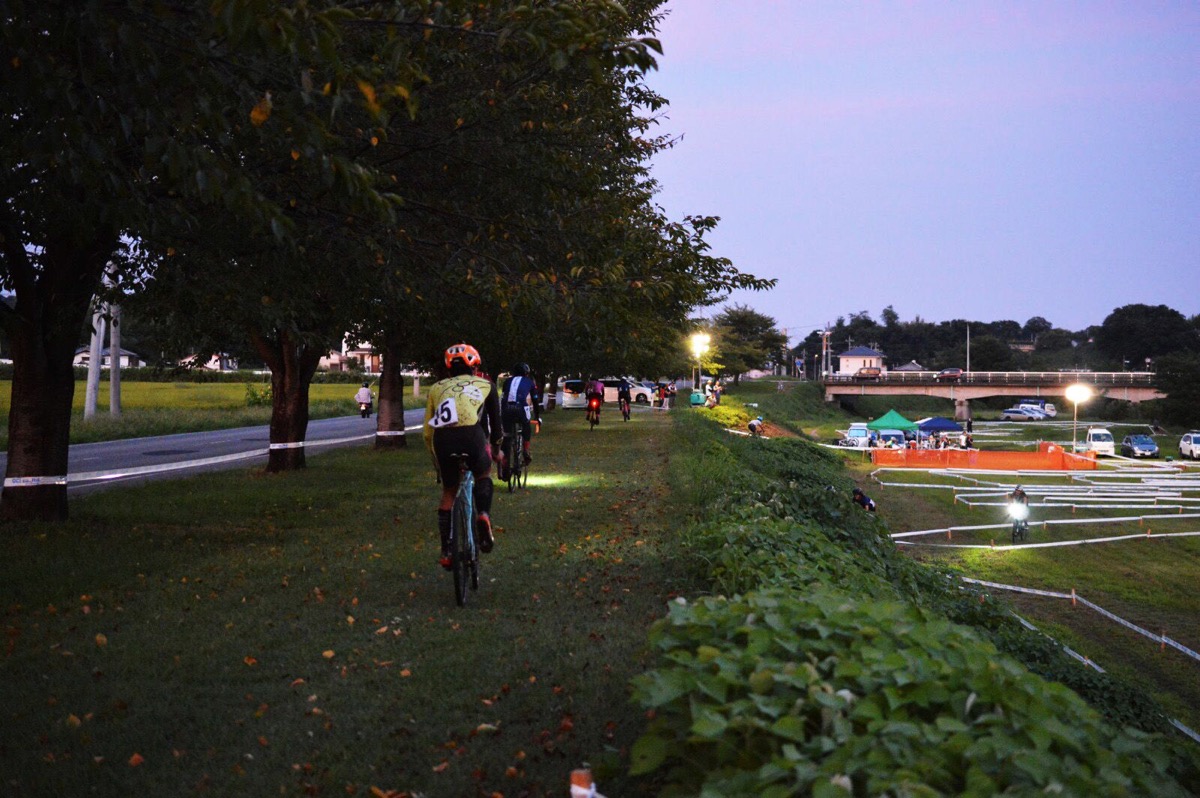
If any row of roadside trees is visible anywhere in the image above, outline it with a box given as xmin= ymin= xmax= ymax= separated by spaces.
xmin=1 ymin=0 xmax=772 ymax=522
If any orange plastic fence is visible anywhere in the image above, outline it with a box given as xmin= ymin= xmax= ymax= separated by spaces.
xmin=870 ymin=444 xmax=1096 ymax=470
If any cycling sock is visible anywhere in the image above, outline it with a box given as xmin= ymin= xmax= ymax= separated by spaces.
xmin=437 ymin=509 xmax=452 ymax=554
xmin=474 ymin=477 xmax=493 ymax=515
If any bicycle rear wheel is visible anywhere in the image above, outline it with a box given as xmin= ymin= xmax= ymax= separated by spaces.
xmin=451 ymin=482 xmax=474 ymax=606
xmin=510 ymin=430 xmax=524 ymax=491
xmin=504 ymin=434 xmax=518 ymax=493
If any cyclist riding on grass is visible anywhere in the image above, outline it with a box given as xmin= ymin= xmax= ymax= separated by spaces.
xmin=501 ymin=362 xmax=540 ymax=465
xmin=424 ymin=343 xmax=504 ymax=570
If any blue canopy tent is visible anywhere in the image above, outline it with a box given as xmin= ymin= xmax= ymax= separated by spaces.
xmin=917 ymin=416 xmax=962 ymax=433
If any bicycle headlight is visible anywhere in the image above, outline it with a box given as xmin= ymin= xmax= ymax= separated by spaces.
xmin=1007 ymin=502 xmax=1029 ymax=520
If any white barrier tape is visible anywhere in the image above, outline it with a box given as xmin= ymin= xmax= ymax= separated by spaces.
xmin=898 ymin=531 xmax=1200 ymax=551
xmin=963 ymin=578 xmax=1200 ymax=665
xmin=375 ymin=430 xmax=407 ymax=436
xmin=1074 ymin=596 xmax=1200 ymax=663
xmin=961 ymin=578 xmax=1073 ymax=599
xmin=1172 ymin=719 xmax=1200 ymax=745
xmin=1006 ymin=609 xmax=1200 ymax=746
xmin=4 ymin=475 xmax=69 ymax=487
xmin=63 ymin=427 xmax=409 ymax=487
xmin=894 ymin=516 xmax=1200 ymax=539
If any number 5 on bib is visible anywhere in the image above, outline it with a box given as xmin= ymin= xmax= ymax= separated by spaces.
xmin=429 ymin=397 xmax=459 ymax=428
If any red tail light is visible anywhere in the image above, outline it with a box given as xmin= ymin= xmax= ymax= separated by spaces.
xmin=588 ymin=398 xmax=600 ymax=410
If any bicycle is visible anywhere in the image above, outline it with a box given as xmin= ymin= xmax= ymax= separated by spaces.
xmin=1007 ymin=501 xmax=1030 ymax=544
xmin=504 ymin=427 xmax=526 ymax=492
xmin=619 ymin=396 xmax=631 ymax=422
xmin=448 ymin=453 xmax=481 ymax=606
xmin=586 ymin=396 xmax=601 ymax=430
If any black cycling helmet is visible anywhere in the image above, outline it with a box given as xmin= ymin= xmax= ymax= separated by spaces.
xmin=362 ymin=382 xmax=369 ymax=388
xmin=852 ymin=487 xmax=863 ymax=495
xmin=513 ymin=362 xmax=530 ymax=376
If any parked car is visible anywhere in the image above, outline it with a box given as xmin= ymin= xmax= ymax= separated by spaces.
xmin=558 ymin=379 xmax=586 ymax=408
xmin=1018 ymin=398 xmax=1058 ymax=417
xmin=601 ymin=378 xmax=654 ymax=404
xmin=1081 ymin=427 xmax=1115 ymax=457
xmin=999 ymin=406 xmax=1046 ymax=421
xmin=855 ymin=367 xmax=882 ymax=380
xmin=935 ymin=368 xmax=963 ymax=382
xmin=1120 ymin=434 xmax=1159 ymax=458
xmin=838 ymin=422 xmax=871 ymax=448
xmin=1180 ymin=431 xmax=1200 ymax=460
xmin=876 ymin=429 xmax=906 ymax=447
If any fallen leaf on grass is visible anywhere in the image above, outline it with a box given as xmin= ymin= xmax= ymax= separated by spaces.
xmin=346 ymin=615 xmax=356 ymax=626
xmin=400 ymin=668 xmax=412 ymax=677
xmin=94 ymin=633 xmax=107 ymax=647
xmin=432 ymin=761 xmax=449 ymax=773
xmin=244 ymin=656 xmax=258 ymax=667
xmin=66 ymin=714 xmax=82 ymax=728
xmin=322 ymin=650 xmax=335 ymax=659
xmin=290 ymin=678 xmax=306 ymax=688
xmin=128 ymin=753 xmax=145 ymax=767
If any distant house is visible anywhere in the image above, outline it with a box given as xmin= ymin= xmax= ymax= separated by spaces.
xmin=73 ymin=347 xmax=147 ymax=369
xmin=1008 ymin=339 xmax=1036 ymax=353
xmin=836 ymin=346 xmax=885 ymax=376
xmin=320 ymin=339 xmax=381 ymax=373
xmin=180 ymin=353 xmax=240 ymax=371
xmin=892 ymin=360 xmax=926 ymax=372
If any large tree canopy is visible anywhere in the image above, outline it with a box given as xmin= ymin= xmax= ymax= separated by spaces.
xmin=1094 ymin=304 xmax=1199 ymax=368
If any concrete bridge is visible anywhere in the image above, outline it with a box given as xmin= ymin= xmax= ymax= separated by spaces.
xmin=823 ymin=371 xmax=1162 ymax=420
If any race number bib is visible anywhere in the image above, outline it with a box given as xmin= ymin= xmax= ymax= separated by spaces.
xmin=428 ymin=397 xmax=459 ymax=428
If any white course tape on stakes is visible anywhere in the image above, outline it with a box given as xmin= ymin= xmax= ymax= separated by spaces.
xmin=3 ymin=475 xmax=69 ymax=487
xmin=62 ymin=424 xmax=423 ymax=486
xmin=1008 ymin=611 xmax=1200 ymax=745
xmin=962 ymin=577 xmax=1200 ymax=665
xmin=896 ymin=530 xmax=1200 ymax=550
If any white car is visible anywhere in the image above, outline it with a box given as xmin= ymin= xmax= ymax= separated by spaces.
xmin=838 ymin=422 xmax=871 ymax=448
xmin=1079 ymin=427 xmax=1115 ymax=457
xmin=1180 ymin=432 xmax=1200 ymax=460
xmin=1000 ymin=406 xmax=1046 ymax=421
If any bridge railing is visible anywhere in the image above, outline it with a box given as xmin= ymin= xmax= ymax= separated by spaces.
xmin=824 ymin=371 xmax=1156 ymax=386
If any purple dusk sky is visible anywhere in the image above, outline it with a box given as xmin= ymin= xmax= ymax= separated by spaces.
xmin=645 ymin=2 xmax=1200 ymax=342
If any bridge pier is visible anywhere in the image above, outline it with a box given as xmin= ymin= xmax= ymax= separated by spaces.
xmin=954 ymin=398 xmax=971 ymax=422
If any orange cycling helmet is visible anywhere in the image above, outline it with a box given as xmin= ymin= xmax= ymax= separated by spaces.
xmin=444 ymin=343 xmax=481 ymax=370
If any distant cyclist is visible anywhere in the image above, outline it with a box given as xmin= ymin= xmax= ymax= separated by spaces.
xmin=501 ymin=362 xmax=540 ymax=465
xmin=424 ymin=343 xmax=504 ymax=570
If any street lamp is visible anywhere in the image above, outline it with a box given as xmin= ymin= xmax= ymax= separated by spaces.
xmin=1065 ymin=383 xmax=1092 ymax=454
xmin=690 ymin=333 xmax=710 ymax=390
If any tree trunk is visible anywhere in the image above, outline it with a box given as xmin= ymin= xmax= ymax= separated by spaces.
xmin=109 ymin=303 xmax=121 ymax=416
xmin=0 ymin=226 xmax=114 ymax=522
xmin=251 ymin=330 xmax=322 ymax=473
xmin=376 ymin=335 xmax=409 ymax=449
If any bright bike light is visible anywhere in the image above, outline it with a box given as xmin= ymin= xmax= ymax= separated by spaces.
xmin=1007 ymin=502 xmax=1029 ymax=520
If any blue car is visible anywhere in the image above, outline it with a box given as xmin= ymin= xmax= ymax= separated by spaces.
xmin=1120 ymin=434 xmax=1159 ymax=458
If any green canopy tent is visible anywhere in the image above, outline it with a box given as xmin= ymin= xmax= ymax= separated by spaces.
xmin=866 ymin=409 xmax=918 ymax=431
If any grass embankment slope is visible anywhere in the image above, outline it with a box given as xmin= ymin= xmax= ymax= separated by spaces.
xmin=0 ymin=381 xmax=377 ymax=450
xmin=632 ymin=386 xmax=1197 ymax=795
xmin=0 ymin=406 xmax=700 ymax=797
xmin=748 ymin=379 xmax=1200 ymax=730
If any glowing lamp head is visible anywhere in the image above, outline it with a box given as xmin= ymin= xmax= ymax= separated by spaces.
xmin=1065 ymin=384 xmax=1092 ymax=405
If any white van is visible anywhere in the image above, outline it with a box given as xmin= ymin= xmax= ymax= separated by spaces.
xmin=839 ymin=422 xmax=871 ymax=448
xmin=1018 ymin=398 xmax=1057 ymax=417
xmin=1082 ymin=427 xmax=1115 ymax=457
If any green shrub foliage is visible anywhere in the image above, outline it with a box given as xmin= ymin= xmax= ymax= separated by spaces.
xmin=632 ymin=591 xmax=1190 ymax=797
xmin=639 ymin=408 xmax=1200 ymax=794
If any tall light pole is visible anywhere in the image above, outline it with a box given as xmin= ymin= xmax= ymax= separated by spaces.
xmin=691 ymin=333 xmax=710 ymax=390
xmin=1065 ymin=383 xmax=1092 ymax=454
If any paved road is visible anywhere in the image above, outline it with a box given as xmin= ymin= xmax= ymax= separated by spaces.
xmin=0 ymin=409 xmax=425 ymax=494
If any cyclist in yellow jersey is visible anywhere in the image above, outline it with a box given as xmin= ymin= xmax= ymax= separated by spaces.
xmin=425 ymin=343 xmax=504 ymax=570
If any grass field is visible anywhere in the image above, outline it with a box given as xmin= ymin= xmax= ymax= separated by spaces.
xmin=0 ymin=405 xmax=698 ymax=797
xmin=0 ymin=381 xmax=403 ymax=450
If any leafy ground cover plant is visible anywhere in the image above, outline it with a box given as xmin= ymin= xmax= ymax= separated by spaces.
xmin=642 ymin=409 xmax=1200 ymax=793
xmin=632 ymin=590 xmax=1191 ymax=797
